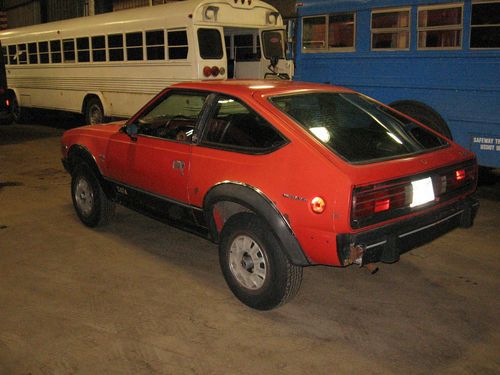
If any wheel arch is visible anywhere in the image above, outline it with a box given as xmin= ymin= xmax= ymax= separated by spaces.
xmin=389 ymin=99 xmax=452 ymax=139
xmin=203 ymin=181 xmax=310 ymax=266
xmin=81 ymin=92 xmax=111 ymax=117
xmin=66 ymin=144 xmax=115 ymax=199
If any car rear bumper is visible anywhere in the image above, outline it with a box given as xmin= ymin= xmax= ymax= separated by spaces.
xmin=336 ymin=196 xmax=479 ymax=265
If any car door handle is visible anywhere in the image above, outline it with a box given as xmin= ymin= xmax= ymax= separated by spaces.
xmin=172 ymin=160 xmax=185 ymax=175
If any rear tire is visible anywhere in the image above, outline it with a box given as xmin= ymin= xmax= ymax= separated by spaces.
xmin=390 ymin=100 xmax=452 ymax=139
xmin=11 ymin=95 xmax=29 ymax=124
xmin=219 ymin=213 xmax=303 ymax=310
xmin=84 ymin=97 xmax=104 ymax=125
xmin=71 ymin=162 xmax=115 ymax=227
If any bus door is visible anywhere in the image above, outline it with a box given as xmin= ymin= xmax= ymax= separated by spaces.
xmin=224 ymin=28 xmax=263 ymax=79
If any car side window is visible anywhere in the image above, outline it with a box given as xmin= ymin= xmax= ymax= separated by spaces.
xmin=136 ymin=92 xmax=208 ymax=142
xmin=202 ymin=95 xmax=286 ymax=151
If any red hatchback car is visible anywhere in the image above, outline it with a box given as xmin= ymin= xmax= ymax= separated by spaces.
xmin=61 ymin=80 xmax=478 ymax=310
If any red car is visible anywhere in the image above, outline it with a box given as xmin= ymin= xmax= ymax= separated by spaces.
xmin=61 ymin=80 xmax=478 ymax=310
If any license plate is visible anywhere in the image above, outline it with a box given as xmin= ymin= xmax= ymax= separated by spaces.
xmin=410 ymin=177 xmax=435 ymax=207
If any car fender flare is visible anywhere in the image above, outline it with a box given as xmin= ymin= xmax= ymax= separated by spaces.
xmin=66 ymin=144 xmax=115 ymax=199
xmin=203 ymin=181 xmax=310 ymax=266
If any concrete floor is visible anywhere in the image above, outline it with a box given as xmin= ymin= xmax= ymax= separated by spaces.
xmin=1 ymin=122 xmax=499 ymax=375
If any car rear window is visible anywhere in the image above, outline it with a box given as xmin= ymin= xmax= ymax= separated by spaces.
xmin=270 ymin=92 xmax=448 ymax=163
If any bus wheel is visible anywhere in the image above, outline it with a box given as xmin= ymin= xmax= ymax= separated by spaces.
xmin=11 ymin=95 xmax=29 ymax=124
xmin=84 ymin=97 xmax=104 ymax=125
xmin=390 ymin=100 xmax=452 ymax=139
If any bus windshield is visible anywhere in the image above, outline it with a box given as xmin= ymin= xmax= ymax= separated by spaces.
xmin=270 ymin=92 xmax=447 ymax=163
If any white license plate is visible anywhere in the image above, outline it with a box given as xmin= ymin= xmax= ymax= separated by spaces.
xmin=410 ymin=177 xmax=435 ymax=207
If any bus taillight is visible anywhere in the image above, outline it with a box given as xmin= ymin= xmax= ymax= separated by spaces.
xmin=203 ymin=66 xmax=224 ymax=77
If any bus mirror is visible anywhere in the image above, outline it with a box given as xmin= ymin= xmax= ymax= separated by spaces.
xmin=269 ymin=56 xmax=279 ymax=69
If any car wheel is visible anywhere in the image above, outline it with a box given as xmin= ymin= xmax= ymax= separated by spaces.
xmin=84 ymin=97 xmax=104 ymax=125
xmin=71 ymin=162 xmax=115 ymax=227
xmin=219 ymin=212 xmax=303 ymax=310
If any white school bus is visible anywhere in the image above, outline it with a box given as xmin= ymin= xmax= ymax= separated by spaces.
xmin=0 ymin=0 xmax=292 ymax=124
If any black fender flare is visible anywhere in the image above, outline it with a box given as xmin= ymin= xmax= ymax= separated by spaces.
xmin=203 ymin=182 xmax=310 ymax=266
xmin=66 ymin=144 xmax=115 ymax=199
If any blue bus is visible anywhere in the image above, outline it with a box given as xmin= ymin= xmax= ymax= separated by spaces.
xmin=294 ymin=0 xmax=500 ymax=168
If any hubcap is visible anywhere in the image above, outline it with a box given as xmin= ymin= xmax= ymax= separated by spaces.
xmin=74 ymin=177 xmax=94 ymax=216
xmin=229 ymin=235 xmax=267 ymax=290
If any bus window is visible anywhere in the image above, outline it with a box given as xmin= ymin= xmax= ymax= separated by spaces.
xmin=28 ymin=42 xmax=38 ymax=64
xmin=77 ymin=37 xmax=90 ymax=63
xmin=418 ymin=4 xmax=463 ymax=49
xmin=198 ymin=28 xmax=223 ymax=59
xmin=168 ymin=30 xmax=188 ymax=59
xmin=126 ymin=32 xmax=143 ymax=61
xmin=329 ymin=13 xmax=355 ymax=50
xmin=50 ymin=40 xmax=62 ymax=63
xmin=303 ymin=16 xmax=327 ymax=50
xmin=146 ymin=30 xmax=165 ymax=60
xmin=471 ymin=1 xmax=500 ymax=49
xmin=91 ymin=36 xmax=106 ymax=62
xmin=39 ymin=42 xmax=49 ymax=64
xmin=63 ymin=39 xmax=76 ymax=63
xmin=372 ymin=8 xmax=409 ymax=50
xmin=108 ymin=34 xmax=124 ymax=61
xmin=18 ymin=44 xmax=27 ymax=64
xmin=8 ymin=45 xmax=17 ymax=65
xmin=262 ymin=30 xmax=284 ymax=59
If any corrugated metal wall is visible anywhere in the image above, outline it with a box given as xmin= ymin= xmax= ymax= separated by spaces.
xmin=4 ymin=0 xmax=41 ymax=28
xmin=46 ymin=0 xmax=84 ymax=22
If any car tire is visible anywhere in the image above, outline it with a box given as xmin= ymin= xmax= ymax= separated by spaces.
xmin=84 ymin=97 xmax=104 ymax=125
xmin=71 ymin=162 xmax=115 ymax=227
xmin=390 ymin=100 xmax=452 ymax=139
xmin=219 ymin=212 xmax=303 ymax=310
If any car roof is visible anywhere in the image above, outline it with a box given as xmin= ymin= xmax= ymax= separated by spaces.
xmin=171 ymin=80 xmax=355 ymax=97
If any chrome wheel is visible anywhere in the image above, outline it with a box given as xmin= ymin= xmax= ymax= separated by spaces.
xmin=74 ymin=177 xmax=94 ymax=217
xmin=229 ymin=235 xmax=267 ymax=290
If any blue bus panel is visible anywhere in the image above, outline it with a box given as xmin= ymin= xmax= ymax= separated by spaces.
xmin=294 ymin=0 xmax=500 ymax=168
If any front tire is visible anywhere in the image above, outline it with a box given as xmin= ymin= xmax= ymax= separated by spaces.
xmin=71 ymin=163 xmax=115 ymax=227
xmin=219 ymin=213 xmax=303 ymax=310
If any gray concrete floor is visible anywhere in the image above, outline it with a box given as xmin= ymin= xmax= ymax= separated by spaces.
xmin=1 ymin=122 xmax=499 ymax=375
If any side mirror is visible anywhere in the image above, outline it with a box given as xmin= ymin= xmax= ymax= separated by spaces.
xmin=124 ymin=123 xmax=138 ymax=141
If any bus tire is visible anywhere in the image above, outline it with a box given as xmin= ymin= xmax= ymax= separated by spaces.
xmin=219 ymin=212 xmax=303 ymax=310
xmin=390 ymin=100 xmax=452 ymax=139
xmin=84 ymin=97 xmax=105 ymax=125
xmin=11 ymin=95 xmax=29 ymax=124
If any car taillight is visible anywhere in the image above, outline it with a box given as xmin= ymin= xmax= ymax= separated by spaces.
xmin=455 ymin=169 xmax=465 ymax=181
xmin=351 ymin=159 xmax=477 ymax=229
xmin=5 ymin=99 xmax=9 ymax=107
xmin=353 ymin=183 xmax=409 ymax=221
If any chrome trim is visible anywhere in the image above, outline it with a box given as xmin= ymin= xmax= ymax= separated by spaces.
xmin=398 ymin=210 xmax=464 ymax=239
xmin=365 ymin=240 xmax=387 ymax=250
xmin=104 ymin=177 xmax=203 ymax=212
